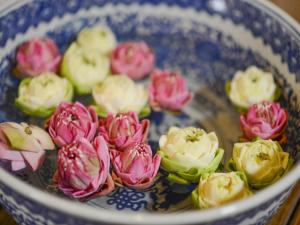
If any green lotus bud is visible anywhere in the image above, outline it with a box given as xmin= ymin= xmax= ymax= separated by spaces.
xmin=92 ymin=75 xmax=149 ymax=116
xmin=60 ymin=42 xmax=109 ymax=94
xmin=228 ymin=139 xmax=292 ymax=189
xmin=15 ymin=72 xmax=73 ymax=117
xmin=77 ymin=26 xmax=116 ymax=55
xmin=192 ymin=172 xmax=252 ymax=209
xmin=158 ymin=127 xmax=224 ymax=184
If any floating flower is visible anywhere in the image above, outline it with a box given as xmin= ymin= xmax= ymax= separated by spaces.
xmin=60 ymin=42 xmax=109 ymax=94
xmin=77 ymin=26 xmax=116 ymax=55
xmin=99 ymin=112 xmax=150 ymax=150
xmin=111 ymin=142 xmax=161 ymax=189
xmin=149 ymin=70 xmax=193 ymax=111
xmin=111 ymin=42 xmax=155 ymax=80
xmin=15 ymin=72 xmax=73 ymax=117
xmin=53 ymin=136 xmax=114 ymax=198
xmin=228 ymin=139 xmax=292 ymax=189
xmin=158 ymin=127 xmax=224 ymax=184
xmin=47 ymin=102 xmax=98 ymax=147
xmin=92 ymin=75 xmax=148 ymax=116
xmin=0 ymin=122 xmax=54 ymax=171
xmin=16 ymin=38 xmax=61 ymax=77
xmin=192 ymin=172 xmax=252 ymax=209
xmin=226 ymin=66 xmax=278 ymax=109
xmin=240 ymin=101 xmax=288 ymax=143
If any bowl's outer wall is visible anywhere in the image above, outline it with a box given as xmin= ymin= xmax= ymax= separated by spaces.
xmin=0 ymin=0 xmax=300 ymax=225
xmin=0 ymin=180 xmax=293 ymax=225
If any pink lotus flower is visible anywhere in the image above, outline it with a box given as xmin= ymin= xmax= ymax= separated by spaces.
xmin=149 ymin=70 xmax=193 ymax=111
xmin=16 ymin=38 xmax=61 ymax=77
xmin=99 ymin=112 xmax=150 ymax=150
xmin=47 ymin=102 xmax=98 ymax=147
xmin=0 ymin=122 xmax=55 ymax=171
xmin=240 ymin=101 xmax=288 ymax=142
xmin=111 ymin=142 xmax=161 ymax=189
xmin=53 ymin=136 xmax=114 ymax=198
xmin=111 ymin=42 xmax=155 ymax=80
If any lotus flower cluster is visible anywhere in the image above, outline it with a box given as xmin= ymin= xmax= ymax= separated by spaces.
xmin=99 ymin=112 xmax=161 ymax=189
xmin=16 ymin=38 xmax=61 ymax=77
xmin=0 ymin=122 xmax=54 ymax=171
xmin=240 ymin=101 xmax=288 ymax=143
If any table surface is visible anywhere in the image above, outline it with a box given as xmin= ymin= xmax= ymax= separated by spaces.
xmin=1 ymin=0 xmax=300 ymax=224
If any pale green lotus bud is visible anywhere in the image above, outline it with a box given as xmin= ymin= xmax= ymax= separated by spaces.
xmin=192 ymin=172 xmax=252 ymax=209
xmin=228 ymin=139 xmax=292 ymax=189
xmin=15 ymin=72 xmax=73 ymax=117
xmin=226 ymin=66 xmax=278 ymax=109
xmin=77 ymin=26 xmax=116 ymax=55
xmin=158 ymin=127 xmax=224 ymax=184
xmin=92 ymin=75 xmax=149 ymax=117
xmin=60 ymin=42 xmax=109 ymax=94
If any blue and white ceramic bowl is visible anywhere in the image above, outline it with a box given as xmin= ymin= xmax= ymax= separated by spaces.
xmin=0 ymin=0 xmax=300 ymax=224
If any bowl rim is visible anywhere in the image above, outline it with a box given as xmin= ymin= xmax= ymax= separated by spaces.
xmin=0 ymin=0 xmax=300 ymax=224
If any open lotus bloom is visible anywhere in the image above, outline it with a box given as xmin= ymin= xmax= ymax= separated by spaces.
xmin=226 ymin=66 xmax=278 ymax=110
xmin=111 ymin=142 xmax=161 ymax=189
xmin=99 ymin=112 xmax=150 ymax=150
xmin=15 ymin=72 xmax=73 ymax=117
xmin=16 ymin=38 xmax=61 ymax=77
xmin=77 ymin=26 xmax=116 ymax=55
xmin=149 ymin=70 xmax=193 ymax=111
xmin=92 ymin=75 xmax=149 ymax=117
xmin=158 ymin=127 xmax=224 ymax=184
xmin=60 ymin=42 xmax=109 ymax=94
xmin=240 ymin=101 xmax=288 ymax=143
xmin=192 ymin=172 xmax=252 ymax=209
xmin=228 ymin=139 xmax=292 ymax=189
xmin=53 ymin=136 xmax=114 ymax=198
xmin=47 ymin=101 xmax=98 ymax=147
xmin=0 ymin=122 xmax=55 ymax=171
xmin=111 ymin=42 xmax=155 ymax=80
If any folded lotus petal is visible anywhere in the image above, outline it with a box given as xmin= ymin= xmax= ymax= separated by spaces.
xmin=0 ymin=122 xmax=53 ymax=172
xmin=21 ymin=149 xmax=46 ymax=171
xmin=0 ymin=122 xmax=42 ymax=152
xmin=11 ymin=161 xmax=27 ymax=171
xmin=0 ymin=143 xmax=23 ymax=160
xmin=27 ymin=124 xmax=55 ymax=150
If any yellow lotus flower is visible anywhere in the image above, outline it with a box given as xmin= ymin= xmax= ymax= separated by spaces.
xmin=60 ymin=42 xmax=109 ymax=94
xmin=158 ymin=127 xmax=224 ymax=184
xmin=15 ymin=72 xmax=73 ymax=117
xmin=92 ymin=75 xmax=148 ymax=116
xmin=228 ymin=139 xmax=292 ymax=189
xmin=227 ymin=66 xmax=277 ymax=109
xmin=192 ymin=172 xmax=252 ymax=209
xmin=77 ymin=26 xmax=116 ymax=55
